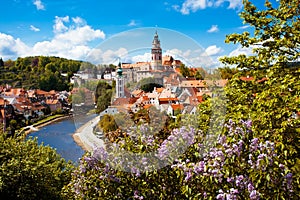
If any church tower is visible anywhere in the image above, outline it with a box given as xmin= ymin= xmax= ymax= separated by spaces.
xmin=116 ymin=62 xmax=124 ymax=98
xmin=151 ymin=31 xmax=162 ymax=70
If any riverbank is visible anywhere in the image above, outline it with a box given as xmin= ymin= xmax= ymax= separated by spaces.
xmin=20 ymin=114 xmax=72 ymax=136
xmin=72 ymin=115 xmax=104 ymax=152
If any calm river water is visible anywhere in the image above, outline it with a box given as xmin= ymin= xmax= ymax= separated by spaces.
xmin=27 ymin=114 xmax=97 ymax=164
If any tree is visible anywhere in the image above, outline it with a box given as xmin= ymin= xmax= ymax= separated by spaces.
xmin=96 ymin=89 xmax=112 ymax=113
xmin=220 ymin=0 xmax=300 ymax=198
xmin=179 ymin=64 xmax=190 ymax=78
xmin=217 ymin=66 xmax=239 ymax=79
xmin=138 ymin=77 xmax=163 ymax=93
xmin=0 ymin=57 xmax=4 ymax=68
xmin=194 ymin=70 xmax=204 ymax=80
xmin=0 ymin=134 xmax=73 ymax=199
xmin=98 ymin=114 xmax=118 ymax=133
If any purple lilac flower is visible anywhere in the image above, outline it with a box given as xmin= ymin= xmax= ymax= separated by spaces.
xmin=184 ymin=170 xmax=193 ymax=182
xmin=249 ymin=190 xmax=260 ymax=200
xmin=216 ymin=193 xmax=225 ymax=200
xmin=134 ymin=190 xmax=144 ymax=200
xmin=234 ymin=126 xmax=244 ymax=135
xmin=131 ymin=166 xmax=141 ymax=177
xmin=285 ymin=173 xmax=293 ymax=191
xmin=235 ymin=175 xmax=244 ymax=187
xmin=79 ymin=165 xmax=86 ymax=173
xmin=194 ymin=161 xmax=205 ymax=174
xmin=227 ymin=177 xmax=234 ymax=183
xmin=225 ymin=148 xmax=233 ymax=156
xmin=218 ymin=135 xmax=227 ymax=145
xmin=247 ymin=182 xmax=255 ymax=192
xmin=250 ymin=138 xmax=259 ymax=152
xmin=141 ymin=157 xmax=148 ymax=165
xmin=216 ymin=189 xmax=225 ymax=200
xmin=244 ymin=119 xmax=252 ymax=128
xmin=230 ymin=188 xmax=239 ymax=195
xmin=279 ymin=163 xmax=285 ymax=170
xmin=157 ymin=126 xmax=195 ymax=160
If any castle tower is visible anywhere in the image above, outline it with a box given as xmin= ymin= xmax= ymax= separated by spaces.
xmin=151 ymin=31 xmax=162 ymax=70
xmin=116 ymin=62 xmax=124 ymax=98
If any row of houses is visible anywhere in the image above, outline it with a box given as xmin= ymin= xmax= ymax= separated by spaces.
xmin=0 ymin=86 xmax=71 ymax=130
xmin=100 ymin=72 xmax=228 ymax=118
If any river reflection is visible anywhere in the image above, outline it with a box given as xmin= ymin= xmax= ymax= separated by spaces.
xmin=27 ymin=114 xmax=97 ymax=164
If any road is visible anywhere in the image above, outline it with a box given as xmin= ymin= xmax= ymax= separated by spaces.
xmin=73 ymin=116 xmax=104 ymax=151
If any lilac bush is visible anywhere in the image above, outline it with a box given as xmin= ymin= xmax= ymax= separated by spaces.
xmin=63 ymin=113 xmax=299 ymax=199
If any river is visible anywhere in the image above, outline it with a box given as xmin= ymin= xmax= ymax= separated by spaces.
xmin=27 ymin=114 xmax=97 ymax=164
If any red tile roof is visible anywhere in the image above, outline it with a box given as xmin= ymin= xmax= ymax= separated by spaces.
xmin=171 ymin=104 xmax=184 ymax=111
xmin=144 ymin=104 xmax=154 ymax=109
xmin=36 ymin=89 xmax=49 ymax=95
xmin=159 ymin=97 xmax=178 ymax=102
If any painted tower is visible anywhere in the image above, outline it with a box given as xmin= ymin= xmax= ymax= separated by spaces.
xmin=151 ymin=31 xmax=162 ymax=70
xmin=116 ymin=62 xmax=125 ymax=98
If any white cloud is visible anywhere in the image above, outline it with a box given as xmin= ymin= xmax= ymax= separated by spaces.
xmin=174 ymin=0 xmax=243 ymax=14
xmin=238 ymin=25 xmax=250 ymax=29
xmin=203 ymin=45 xmax=223 ymax=56
xmin=0 ymin=16 xmax=106 ymax=61
xmin=180 ymin=0 xmax=207 ymax=15
xmin=128 ymin=20 xmax=138 ymax=27
xmin=54 ymin=25 xmax=105 ymax=45
xmin=53 ymin=16 xmax=69 ymax=33
xmin=216 ymin=0 xmax=243 ymax=9
xmin=0 ymin=33 xmax=31 ymax=60
xmin=30 ymin=25 xmax=40 ymax=32
xmin=165 ymin=48 xmax=218 ymax=68
xmin=87 ymin=48 xmax=128 ymax=64
xmin=72 ymin=17 xmax=86 ymax=25
xmin=172 ymin=4 xmax=180 ymax=12
xmin=207 ymin=25 xmax=219 ymax=33
xmin=228 ymin=45 xmax=253 ymax=57
xmin=131 ymin=52 xmax=152 ymax=63
xmin=33 ymin=0 xmax=45 ymax=10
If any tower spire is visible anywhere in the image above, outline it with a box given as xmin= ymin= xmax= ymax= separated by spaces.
xmin=116 ymin=57 xmax=124 ymax=98
xmin=151 ymin=30 xmax=162 ymax=70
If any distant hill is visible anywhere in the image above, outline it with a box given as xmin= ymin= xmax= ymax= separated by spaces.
xmin=0 ymin=56 xmax=82 ymax=91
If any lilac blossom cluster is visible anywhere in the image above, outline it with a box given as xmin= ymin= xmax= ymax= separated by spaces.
xmin=170 ymin=119 xmax=292 ymax=199
xmin=77 ymin=125 xmax=196 ymax=178
xmin=248 ymin=138 xmax=276 ymax=170
xmin=156 ymin=126 xmax=195 ymax=160
xmin=126 ymin=124 xmax=156 ymax=146
xmin=71 ymin=118 xmax=296 ymax=199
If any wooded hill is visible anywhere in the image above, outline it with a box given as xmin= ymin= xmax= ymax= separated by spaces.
xmin=0 ymin=56 xmax=82 ymax=91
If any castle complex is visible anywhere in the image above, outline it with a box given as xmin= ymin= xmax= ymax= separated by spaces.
xmin=120 ymin=31 xmax=183 ymax=84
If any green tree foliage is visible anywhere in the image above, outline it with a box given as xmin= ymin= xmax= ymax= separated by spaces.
xmin=0 ymin=58 xmax=4 ymax=68
xmin=96 ymin=89 xmax=113 ymax=113
xmin=138 ymin=77 xmax=163 ymax=93
xmin=179 ymin=63 xmax=191 ymax=78
xmin=98 ymin=114 xmax=118 ymax=133
xmin=220 ymin=0 xmax=300 ymax=197
xmin=0 ymin=134 xmax=73 ymax=200
xmin=0 ymin=56 xmax=81 ymax=91
xmin=95 ymin=81 xmax=113 ymax=113
xmin=217 ymin=66 xmax=239 ymax=79
xmin=194 ymin=70 xmax=204 ymax=80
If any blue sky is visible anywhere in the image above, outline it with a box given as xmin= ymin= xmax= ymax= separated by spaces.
xmin=0 ymin=0 xmax=278 ymax=68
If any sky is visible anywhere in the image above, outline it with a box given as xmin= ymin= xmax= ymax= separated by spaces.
xmin=0 ymin=0 xmax=279 ymax=68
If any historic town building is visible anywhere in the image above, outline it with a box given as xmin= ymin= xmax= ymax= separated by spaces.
xmin=121 ymin=31 xmax=182 ymax=84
